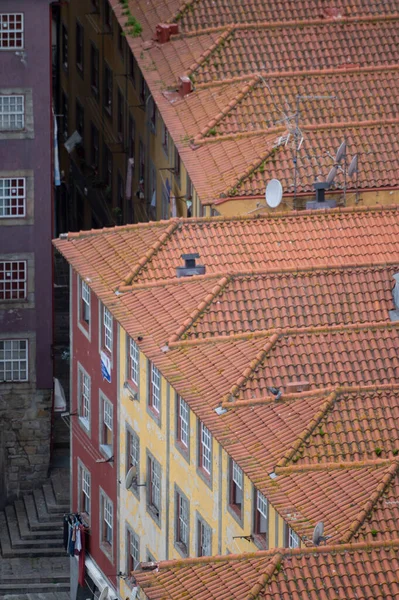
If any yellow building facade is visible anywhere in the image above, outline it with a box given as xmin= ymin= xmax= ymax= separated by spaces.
xmin=117 ymin=327 xmax=297 ymax=597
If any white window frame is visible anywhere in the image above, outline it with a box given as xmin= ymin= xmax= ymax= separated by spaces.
xmin=289 ymin=527 xmax=300 ymax=549
xmin=198 ymin=519 xmax=211 ymax=556
xmin=257 ymin=490 xmax=268 ymax=519
xmin=150 ymin=363 xmax=160 ymax=413
xmin=129 ymin=338 xmax=139 ymax=385
xmin=200 ymin=422 xmax=212 ymax=474
xmin=148 ymin=456 xmax=161 ymax=512
xmin=80 ymin=465 xmax=91 ymax=515
xmin=177 ymin=493 xmax=188 ymax=548
xmin=128 ymin=429 xmax=140 ymax=472
xmin=100 ymin=395 xmax=113 ymax=457
xmin=0 ymin=338 xmax=28 ymax=381
xmin=128 ymin=527 xmax=140 ymax=572
xmin=103 ymin=306 xmax=113 ymax=352
xmin=0 ymin=13 xmax=24 ymax=50
xmin=103 ymin=495 xmax=113 ymax=545
xmin=0 ymin=177 xmax=26 ymax=218
xmin=232 ymin=461 xmax=243 ymax=490
xmin=78 ymin=366 xmax=90 ymax=430
xmin=0 ymin=260 xmax=27 ymax=300
xmin=178 ymin=397 xmax=189 ymax=447
xmin=0 ymin=95 xmax=24 ymax=130
xmin=81 ymin=279 xmax=90 ymax=323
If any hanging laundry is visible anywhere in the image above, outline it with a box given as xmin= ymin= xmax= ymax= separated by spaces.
xmin=78 ymin=526 xmax=86 ymax=587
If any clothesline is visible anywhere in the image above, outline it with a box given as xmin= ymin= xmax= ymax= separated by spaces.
xmin=63 ymin=512 xmax=89 ymax=587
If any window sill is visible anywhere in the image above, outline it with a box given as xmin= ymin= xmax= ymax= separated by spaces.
xmin=124 ymin=381 xmax=139 ymax=400
xmin=253 ymin=533 xmax=268 ymax=551
xmin=78 ymin=416 xmax=90 ymax=433
xmin=227 ymin=503 xmax=243 ymax=528
xmin=196 ymin=467 xmax=212 ymax=490
xmin=100 ymin=540 xmax=113 ymax=561
xmin=146 ymin=503 xmax=161 ymax=526
xmin=175 ymin=439 xmax=190 ymax=464
xmin=174 ymin=541 xmax=188 ymax=558
xmin=100 ymin=444 xmax=113 ymax=459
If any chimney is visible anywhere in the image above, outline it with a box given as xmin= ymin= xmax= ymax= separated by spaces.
xmin=176 ymin=253 xmax=206 ymax=278
xmin=389 ymin=273 xmax=399 ymax=321
xmin=155 ymin=23 xmax=178 ymax=44
xmin=179 ymin=75 xmax=193 ymax=98
xmin=306 ymin=181 xmax=337 ymax=210
xmin=285 ymin=380 xmax=310 ymax=394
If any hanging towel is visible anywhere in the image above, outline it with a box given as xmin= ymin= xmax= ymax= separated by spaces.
xmin=75 ymin=526 xmax=82 ymax=553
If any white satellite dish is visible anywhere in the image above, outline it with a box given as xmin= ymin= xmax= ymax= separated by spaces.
xmin=98 ymin=586 xmax=109 ymax=600
xmin=265 ymin=179 xmax=283 ymax=208
xmin=125 ymin=466 xmax=137 ymax=489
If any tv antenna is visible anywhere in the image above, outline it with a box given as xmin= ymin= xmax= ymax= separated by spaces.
xmin=312 ymin=521 xmax=332 ymax=546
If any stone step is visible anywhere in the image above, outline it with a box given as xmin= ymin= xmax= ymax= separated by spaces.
xmin=33 ymin=489 xmax=64 ymax=522
xmin=5 ymin=505 xmax=63 ymax=549
xmin=23 ymin=494 xmax=62 ymax=531
xmin=2 ymin=594 xmax=70 ymax=600
xmin=0 ymin=556 xmax=69 ymax=583
xmin=50 ymin=471 xmax=70 ymax=506
xmin=14 ymin=500 xmax=63 ymax=540
xmin=0 ymin=582 xmax=69 ymax=594
xmin=42 ymin=483 xmax=69 ymax=515
xmin=0 ymin=512 xmax=65 ymax=558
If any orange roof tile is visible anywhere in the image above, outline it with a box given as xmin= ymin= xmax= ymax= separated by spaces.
xmin=135 ymin=541 xmax=399 ymax=600
xmin=53 ymin=205 xmax=399 ymax=547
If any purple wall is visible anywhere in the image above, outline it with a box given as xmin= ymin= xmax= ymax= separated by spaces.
xmin=0 ymin=0 xmax=53 ymax=389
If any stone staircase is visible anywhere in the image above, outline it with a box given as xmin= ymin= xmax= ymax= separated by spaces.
xmin=0 ymin=470 xmax=70 ymax=598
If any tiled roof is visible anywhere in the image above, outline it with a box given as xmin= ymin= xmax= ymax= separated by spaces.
xmin=54 ymin=205 xmax=399 ymax=549
xmin=111 ymin=0 xmax=399 ymax=204
xmin=135 ymin=541 xmax=399 ymax=599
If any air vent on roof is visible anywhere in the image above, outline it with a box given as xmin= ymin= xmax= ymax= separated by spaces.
xmin=306 ymin=182 xmax=337 ymax=210
xmin=155 ymin=23 xmax=178 ymax=44
xmin=285 ymin=381 xmax=310 ymax=394
xmin=389 ymin=273 xmax=399 ymax=321
xmin=176 ymin=253 xmax=205 ymax=278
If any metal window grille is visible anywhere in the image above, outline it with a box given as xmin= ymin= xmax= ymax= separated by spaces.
xmin=0 ymin=339 xmax=28 ymax=381
xmin=151 ymin=364 xmax=160 ymax=412
xmin=178 ymin=397 xmax=189 ymax=447
xmin=0 ymin=95 xmax=24 ymax=130
xmin=104 ymin=399 xmax=113 ymax=432
xmin=199 ymin=521 xmax=211 ymax=556
xmin=129 ymin=338 xmax=139 ymax=384
xmin=129 ymin=530 xmax=140 ymax=569
xmin=81 ymin=371 xmax=90 ymax=421
xmin=150 ymin=458 xmax=160 ymax=510
xmin=0 ymin=261 xmax=26 ymax=300
xmin=232 ymin=461 xmax=243 ymax=489
xmin=103 ymin=306 xmax=112 ymax=351
xmin=0 ymin=14 xmax=23 ymax=49
xmin=178 ymin=494 xmax=188 ymax=546
xmin=0 ymin=177 xmax=25 ymax=217
xmin=289 ymin=528 xmax=300 ymax=549
xmin=81 ymin=280 xmax=90 ymax=322
xmin=201 ymin=422 xmax=211 ymax=474
xmin=129 ymin=430 xmax=139 ymax=470
xmin=103 ymin=496 xmax=113 ymax=544
xmin=257 ymin=491 xmax=268 ymax=519
xmin=82 ymin=468 xmax=90 ymax=513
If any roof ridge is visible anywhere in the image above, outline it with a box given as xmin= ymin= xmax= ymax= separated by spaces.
xmin=224 ymin=141 xmax=284 ymax=196
xmin=168 ymin=275 xmax=231 ymax=344
xmin=277 ymin=390 xmax=338 ymax=468
xmin=246 ymin=553 xmax=283 ymax=600
xmin=186 ymin=28 xmax=234 ymax=78
xmin=193 ymin=75 xmax=261 ymax=144
xmin=121 ymin=221 xmax=180 ymax=287
xmin=166 ymin=0 xmax=200 ymax=25
xmin=276 ymin=458 xmax=394 ymax=475
xmin=343 ymin=461 xmax=399 ymax=543
xmin=59 ymin=220 xmax=175 ymax=241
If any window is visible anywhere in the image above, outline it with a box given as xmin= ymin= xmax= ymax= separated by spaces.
xmin=61 ymin=24 xmax=68 ymax=70
xmin=128 ymin=115 xmax=135 ymax=159
xmin=126 ymin=428 xmax=140 ymax=482
xmin=174 ymin=147 xmax=181 ymax=183
xmin=147 ymin=454 xmax=161 ymax=517
xmin=139 ymin=73 xmax=147 ymax=104
xmin=0 ymin=177 xmax=25 ymax=217
xmin=199 ymin=421 xmax=212 ymax=475
xmin=117 ymin=88 xmax=124 ymax=142
xmin=104 ymin=63 xmax=113 ymax=116
xmin=127 ymin=527 xmax=140 ymax=575
xmin=175 ymin=491 xmax=189 ymax=553
xmin=104 ymin=0 xmax=112 ymax=32
xmin=76 ymin=21 xmax=84 ymax=74
xmin=101 ymin=396 xmax=113 ymax=456
xmin=0 ymin=260 xmax=26 ymax=300
xmin=253 ymin=490 xmax=268 ymax=548
xmin=149 ymin=98 xmax=156 ymax=132
xmin=128 ymin=338 xmax=139 ymax=386
xmin=285 ymin=525 xmax=300 ymax=549
xmin=101 ymin=492 xmax=113 ymax=546
xmin=80 ymin=279 xmax=90 ymax=325
xmin=148 ymin=362 xmax=160 ymax=414
xmin=90 ymin=123 xmax=99 ymax=169
xmin=103 ymin=144 xmax=113 ymax=193
xmin=129 ymin=52 xmax=136 ymax=86
xmin=161 ymin=122 xmax=169 ymax=155
xmin=0 ymin=339 xmax=28 ymax=381
xmin=0 ymin=95 xmax=24 ymax=130
xmin=79 ymin=464 xmax=91 ymax=515
xmin=197 ymin=517 xmax=211 ymax=557
xmin=229 ymin=459 xmax=243 ymax=518
xmin=177 ymin=396 xmax=189 ymax=448
xmin=90 ymin=43 xmax=99 ymax=97
xmin=186 ymin=174 xmax=193 ymax=199
xmin=78 ymin=366 xmax=90 ymax=428
xmin=102 ymin=305 xmax=113 ymax=352
xmin=75 ymin=99 xmax=84 ymax=138
xmin=61 ymin=92 xmax=68 ymax=141
xmin=0 ymin=13 xmax=23 ymax=49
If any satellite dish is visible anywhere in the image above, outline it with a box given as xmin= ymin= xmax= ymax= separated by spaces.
xmin=312 ymin=522 xmax=324 ymax=545
xmin=348 ymin=154 xmax=358 ymax=178
xmin=125 ymin=466 xmax=137 ymax=490
xmin=265 ymin=179 xmax=283 ymax=208
xmin=335 ymin=141 xmax=347 ymax=164
xmin=98 ymin=587 xmax=109 ymax=600
xmin=326 ymin=165 xmax=338 ymax=186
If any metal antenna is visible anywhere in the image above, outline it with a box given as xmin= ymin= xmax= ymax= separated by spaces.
xmin=293 ymin=95 xmax=336 ymax=204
